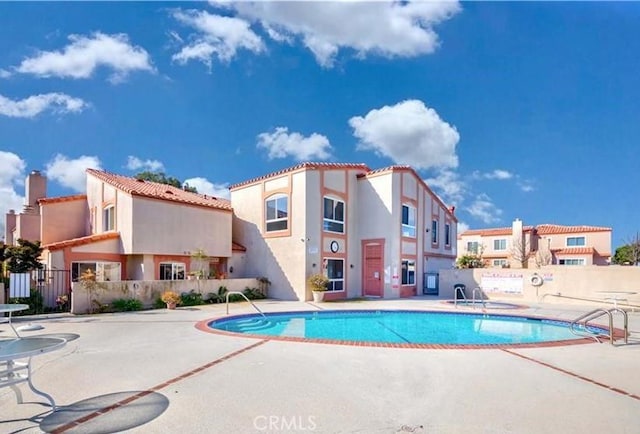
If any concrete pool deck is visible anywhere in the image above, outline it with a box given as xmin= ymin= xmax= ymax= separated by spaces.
xmin=1 ymin=298 xmax=639 ymax=433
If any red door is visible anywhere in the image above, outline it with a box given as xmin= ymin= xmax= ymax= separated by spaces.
xmin=363 ymin=243 xmax=383 ymax=297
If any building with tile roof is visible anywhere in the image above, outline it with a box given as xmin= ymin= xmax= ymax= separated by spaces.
xmin=231 ymin=162 xmax=458 ymax=301
xmin=457 ymin=218 xmax=612 ymax=268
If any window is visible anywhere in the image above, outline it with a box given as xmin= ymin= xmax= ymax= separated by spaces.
xmin=326 ymin=259 xmax=344 ymax=291
xmin=265 ymin=195 xmax=288 ymax=232
xmin=467 ymin=241 xmax=480 ymax=254
xmin=159 ymin=262 xmax=186 ymax=280
xmin=402 ymin=205 xmax=416 ymax=237
xmin=493 ymin=259 xmax=507 ymax=267
xmin=566 ymin=237 xmax=586 ymax=247
xmin=494 ymin=239 xmax=507 ymax=251
xmin=103 ymin=205 xmax=115 ymax=231
xmin=431 ymin=220 xmax=438 ymax=244
xmin=72 ymin=262 xmax=121 ymax=282
xmin=445 ymin=223 xmax=451 ymax=246
xmin=323 ymin=197 xmax=345 ymax=233
xmin=401 ymin=259 xmax=416 ymax=285
xmin=559 ymin=258 xmax=585 ymax=266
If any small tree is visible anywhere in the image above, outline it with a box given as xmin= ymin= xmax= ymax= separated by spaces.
xmin=612 ymin=232 xmax=640 ymax=265
xmin=135 ymin=171 xmax=197 ymax=193
xmin=534 ymin=248 xmax=552 ymax=268
xmin=4 ymin=239 xmax=44 ymax=273
xmin=510 ymin=236 xmax=532 ymax=269
xmin=456 ymin=254 xmax=484 ymax=269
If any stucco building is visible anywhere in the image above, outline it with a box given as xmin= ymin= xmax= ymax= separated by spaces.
xmin=230 ymin=162 xmax=458 ymax=301
xmin=457 ymin=218 xmax=612 ymax=267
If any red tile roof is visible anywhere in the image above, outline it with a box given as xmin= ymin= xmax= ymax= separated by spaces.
xmin=229 ymin=162 xmax=370 ymax=190
xmin=552 ymin=247 xmax=595 ymax=255
xmin=535 ymin=224 xmax=611 ymax=235
xmin=460 ymin=224 xmax=610 ymax=238
xmin=38 ymin=194 xmax=87 ymax=205
xmin=232 ymin=241 xmax=246 ymax=252
xmin=86 ymin=169 xmax=232 ymax=211
xmin=44 ymin=232 xmax=120 ymax=251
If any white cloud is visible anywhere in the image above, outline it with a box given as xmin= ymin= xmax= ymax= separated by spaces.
xmin=223 ymin=1 xmax=461 ymax=67
xmin=0 ymin=151 xmax=26 ymax=239
xmin=350 ymin=100 xmax=459 ymax=170
xmin=126 ymin=155 xmax=165 ymax=172
xmin=518 ymin=180 xmax=535 ymax=192
xmin=472 ymin=169 xmax=513 ymax=180
xmin=171 ymin=9 xmax=264 ymax=70
xmin=0 ymin=69 xmax=11 ymax=78
xmin=257 ymin=127 xmax=332 ymax=161
xmin=467 ymin=193 xmax=502 ymax=224
xmin=16 ymin=32 xmax=155 ymax=83
xmin=45 ymin=154 xmax=102 ymax=192
xmin=183 ymin=177 xmax=230 ymax=199
xmin=0 ymin=92 xmax=88 ymax=118
xmin=424 ymin=169 xmax=465 ymax=206
xmin=457 ymin=221 xmax=470 ymax=236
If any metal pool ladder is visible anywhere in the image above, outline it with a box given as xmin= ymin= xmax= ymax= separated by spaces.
xmin=453 ymin=286 xmax=486 ymax=309
xmin=225 ymin=291 xmax=266 ymax=319
xmin=569 ymin=308 xmax=628 ymax=345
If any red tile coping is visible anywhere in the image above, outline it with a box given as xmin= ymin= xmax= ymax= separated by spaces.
xmin=461 ymin=223 xmax=611 ymax=238
xmin=38 ymin=194 xmax=87 ymax=205
xmin=194 ymin=311 xmax=602 ymax=350
xmin=44 ymin=232 xmax=120 ymax=251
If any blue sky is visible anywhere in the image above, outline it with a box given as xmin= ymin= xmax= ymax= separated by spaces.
xmin=1 ymin=1 xmax=638 ymax=248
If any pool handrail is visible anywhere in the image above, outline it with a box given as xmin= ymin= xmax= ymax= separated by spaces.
xmin=454 ymin=286 xmax=486 ymax=309
xmin=225 ymin=291 xmax=266 ymax=319
xmin=569 ymin=307 xmax=628 ymax=345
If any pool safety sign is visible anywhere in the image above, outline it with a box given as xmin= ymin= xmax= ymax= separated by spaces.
xmin=481 ymin=272 xmax=524 ymax=294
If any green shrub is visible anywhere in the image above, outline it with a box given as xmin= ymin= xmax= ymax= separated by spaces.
xmin=243 ymin=287 xmax=266 ymax=300
xmin=153 ymin=297 xmax=166 ymax=309
xmin=180 ymin=289 xmax=203 ymax=306
xmin=205 ymin=286 xmax=228 ymax=304
xmin=111 ymin=298 xmax=143 ymax=312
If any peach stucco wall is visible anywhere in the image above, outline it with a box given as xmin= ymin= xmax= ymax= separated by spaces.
xmin=40 ymin=199 xmax=88 ymax=245
xmin=439 ymin=266 xmax=640 ymax=308
xmin=14 ymin=213 xmax=41 ymax=243
xmin=130 ymin=196 xmax=231 ymax=256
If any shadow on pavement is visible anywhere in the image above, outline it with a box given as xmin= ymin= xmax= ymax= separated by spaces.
xmin=40 ymin=391 xmax=169 ymax=433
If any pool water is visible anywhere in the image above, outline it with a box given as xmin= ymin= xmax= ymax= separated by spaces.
xmin=209 ymin=310 xmax=603 ymax=346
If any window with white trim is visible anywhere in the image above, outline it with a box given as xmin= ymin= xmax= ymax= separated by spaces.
xmin=326 ymin=259 xmax=344 ymax=291
xmin=467 ymin=241 xmax=480 ymax=254
xmin=402 ymin=205 xmax=416 ymax=237
xmin=103 ymin=205 xmax=115 ymax=231
xmin=159 ymin=262 xmax=186 ymax=280
xmin=492 ymin=259 xmax=507 ymax=267
xmin=72 ymin=261 xmax=121 ymax=282
xmin=323 ymin=197 xmax=345 ymax=233
xmin=494 ymin=239 xmax=507 ymax=251
xmin=559 ymin=258 xmax=585 ymax=265
xmin=566 ymin=237 xmax=586 ymax=247
xmin=431 ymin=220 xmax=438 ymax=244
xmin=401 ymin=259 xmax=416 ymax=285
xmin=265 ymin=194 xmax=288 ymax=232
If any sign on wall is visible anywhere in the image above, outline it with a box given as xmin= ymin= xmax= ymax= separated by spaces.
xmin=481 ymin=272 xmax=524 ymax=294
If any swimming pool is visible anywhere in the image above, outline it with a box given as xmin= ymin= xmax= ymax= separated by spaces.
xmin=203 ymin=310 xmax=604 ymax=348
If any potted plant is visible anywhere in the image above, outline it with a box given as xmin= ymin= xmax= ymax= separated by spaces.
xmin=307 ymin=273 xmax=329 ymax=302
xmin=161 ymin=290 xmax=181 ymax=309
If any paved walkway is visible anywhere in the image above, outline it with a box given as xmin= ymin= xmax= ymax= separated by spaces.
xmin=1 ymin=298 xmax=639 ymax=433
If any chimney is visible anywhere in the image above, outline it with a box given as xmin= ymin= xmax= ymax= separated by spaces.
xmin=24 ymin=170 xmax=47 ymax=214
